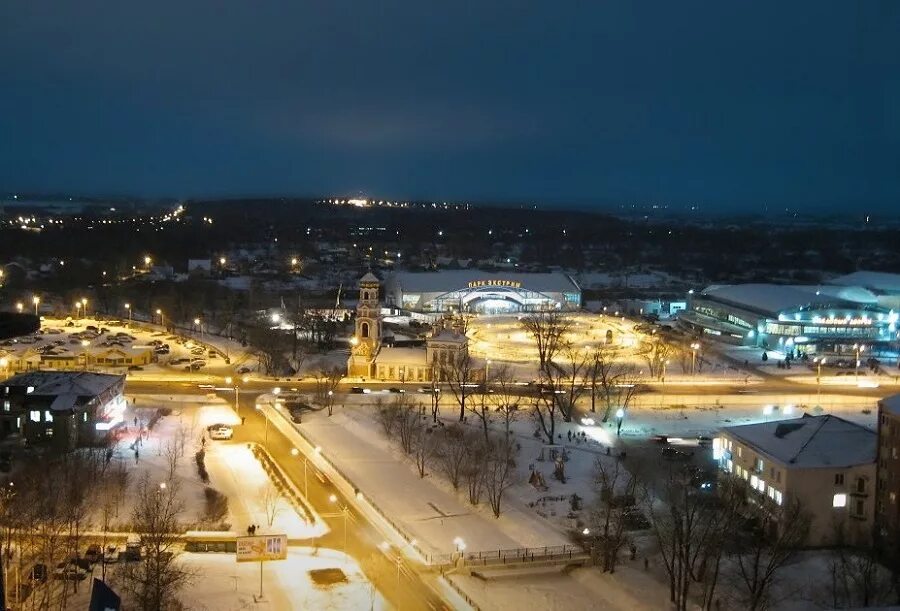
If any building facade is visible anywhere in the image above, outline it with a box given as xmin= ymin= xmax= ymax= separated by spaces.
xmin=347 ymin=273 xmax=469 ymax=382
xmin=875 ymin=394 xmax=900 ymax=556
xmin=716 ymin=415 xmax=876 ymax=546
xmin=1 ymin=371 xmax=126 ymax=450
xmin=384 ymin=271 xmax=581 ymax=314
xmin=679 ymin=283 xmax=898 ymax=358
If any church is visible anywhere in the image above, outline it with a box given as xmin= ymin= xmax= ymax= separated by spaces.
xmin=346 ymin=273 xmax=468 ymax=382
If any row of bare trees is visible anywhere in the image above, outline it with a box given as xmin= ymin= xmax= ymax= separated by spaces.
xmin=376 ymin=395 xmax=519 ymax=518
xmin=0 ymin=444 xmax=192 ymax=610
xmin=589 ymin=457 xmax=813 ymax=611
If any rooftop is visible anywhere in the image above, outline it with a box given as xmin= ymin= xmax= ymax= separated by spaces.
xmin=832 ymin=271 xmax=900 ymax=294
xmin=2 ymin=371 xmax=123 ymax=405
xmin=721 ymin=414 xmax=876 ymax=468
xmin=387 ymin=271 xmax=580 ymax=294
xmin=700 ymin=283 xmax=879 ymax=316
xmin=880 ymin=394 xmax=900 ymax=417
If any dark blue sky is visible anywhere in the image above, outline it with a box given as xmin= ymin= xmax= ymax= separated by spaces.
xmin=1 ymin=1 xmax=898 ymax=212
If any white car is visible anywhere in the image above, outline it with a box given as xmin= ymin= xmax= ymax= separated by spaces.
xmin=208 ymin=425 xmax=233 ymax=441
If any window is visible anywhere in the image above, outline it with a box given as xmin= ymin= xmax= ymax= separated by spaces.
xmin=360 ymin=322 xmax=369 ymax=338
xmin=857 ymin=478 xmax=866 ymax=494
xmin=774 ymin=490 xmax=783 ymax=505
xmin=891 ymin=492 xmax=897 ymax=504
xmin=835 ymin=473 xmax=844 ymax=486
xmin=44 ymin=410 xmax=52 ymax=422
xmin=754 ymin=458 xmax=764 ymax=473
xmin=2 ymin=400 xmax=8 ymax=412
xmin=29 ymin=410 xmax=40 ymax=422
xmin=737 ymin=447 xmax=742 ymax=458
xmin=833 ymin=493 xmax=847 ymax=508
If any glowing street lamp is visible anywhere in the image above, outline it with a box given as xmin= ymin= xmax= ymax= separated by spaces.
xmin=124 ymin=303 xmax=132 ymax=324
xmin=615 ymin=408 xmax=625 ymax=436
xmin=81 ymin=297 xmax=88 ymax=318
xmin=144 ymin=255 xmax=152 ymax=267
xmin=15 ymin=303 xmax=23 ymax=314
xmin=690 ymin=343 xmax=701 ymax=375
xmin=32 ymin=296 xmax=40 ymax=316
xmin=155 ymin=309 xmax=164 ymax=328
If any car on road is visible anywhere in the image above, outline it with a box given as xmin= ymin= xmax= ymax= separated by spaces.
xmin=661 ymin=447 xmax=693 ymax=461
xmin=53 ymin=560 xmax=88 ymax=581
xmin=388 ymin=387 xmax=405 ymax=393
xmin=208 ymin=425 xmax=233 ymax=440
xmin=418 ymin=386 xmax=440 ymax=394
xmin=128 ymin=365 xmax=143 ymax=371
xmin=651 ymin=434 xmax=668 ymax=444
xmin=697 ymin=436 xmax=713 ymax=447
xmin=350 ymin=387 xmax=371 ymax=394
xmin=236 ymin=366 xmax=252 ymax=374
xmin=84 ymin=544 xmax=103 ymax=564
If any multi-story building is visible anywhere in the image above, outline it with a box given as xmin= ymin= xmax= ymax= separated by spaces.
xmin=875 ymin=394 xmax=900 ymax=556
xmin=716 ymin=414 xmax=876 ymax=546
xmin=0 ymin=371 xmax=126 ymax=450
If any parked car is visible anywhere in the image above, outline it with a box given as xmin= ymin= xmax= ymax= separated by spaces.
xmin=128 ymin=365 xmax=143 ymax=371
xmin=53 ymin=561 xmax=88 ymax=581
xmin=236 ymin=366 xmax=252 ymax=374
xmin=208 ymin=425 xmax=233 ymax=440
xmin=388 ymin=387 xmax=405 ymax=394
xmin=84 ymin=544 xmax=103 ymax=564
xmin=651 ymin=434 xmax=668 ymax=444
xmin=350 ymin=387 xmax=368 ymax=394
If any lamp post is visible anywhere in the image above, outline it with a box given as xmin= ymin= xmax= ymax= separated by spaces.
xmin=256 ymin=404 xmax=269 ymax=444
xmin=156 ymin=309 xmax=164 ymax=329
xmin=81 ymin=340 xmax=90 ymax=371
xmin=32 ymin=296 xmax=40 ymax=317
xmin=814 ymin=357 xmax=826 ymax=404
xmin=328 ymin=493 xmax=350 ymax=552
xmin=690 ymin=343 xmax=700 ymax=375
xmin=194 ymin=318 xmax=203 ymax=339
xmin=615 ymin=408 xmax=625 ymax=436
xmin=15 ymin=303 xmax=22 ymax=314
xmin=81 ymin=297 xmax=88 ymax=319
xmin=124 ymin=303 xmax=132 ymax=324
xmin=854 ymin=344 xmax=865 ymax=379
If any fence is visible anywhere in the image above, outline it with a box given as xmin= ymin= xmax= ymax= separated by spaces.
xmin=430 ymin=544 xmax=586 ymax=568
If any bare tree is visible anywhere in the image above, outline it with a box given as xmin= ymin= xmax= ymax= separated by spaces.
xmin=728 ymin=497 xmax=810 ymax=611
xmin=462 ymin=439 xmax=488 ymax=506
xmin=590 ymin=456 xmax=640 ymax=572
xmin=587 ymin=344 xmax=644 ymax=422
xmin=123 ymin=473 xmax=193 ymax=611
xmin=312 ymin=364 xmax=345 ymax=415
xmin=413 ymin=425 xmax=436 ymax=478
xmin=520 ymin=310 xmax=573 ymax=373
xmin=466 ymin=388 xmax=493 ymax=443
xmin=262 ymin=483 xmax=283 ymax=528
xmin=484 ymin=435 xmax=518 ymax=518
xmin=375 ymin=397 xmax=399 ymax=438
xmin=826 ymin=525 xmax=896 ymax=608
xmin=532 ymin=393 xmax=560 ymax=445
xmin=491 ymin=364 xmax=520 ymax=437
xmin=395 ymin=397 xmax=425 ymax=455
xmin=440 ymin=349 xmax=478 ymax=422
xmin=434 ymin=425 xmax=472 ymax=490
xmin=637 ymin=334 xmax=675 ymax=380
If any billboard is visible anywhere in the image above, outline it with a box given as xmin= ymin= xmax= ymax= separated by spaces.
xmin=236 ymin=534 xmax=288 ymax=562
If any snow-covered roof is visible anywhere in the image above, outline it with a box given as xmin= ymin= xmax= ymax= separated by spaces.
xmin=879 ymin=394 xmax=900 ymax=417
xmin=387 ymin=271 xmax=580 ymax=294
xmin=700 ymin=284 xmax=879 ymax=316
xmin=359 ymin=272 xmax=380 ymax=284
xmin=832 ymin=271 xmax=900 ymax=294
xmin=721 ymin=415 xmax=876 ymax=468
xmin=1 ymin=371 xmax=123 ymax=401
xmin=374 ymin=347 xmax=427 ymax=366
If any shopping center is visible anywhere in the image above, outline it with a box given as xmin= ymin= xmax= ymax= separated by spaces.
xmin=678 ymin=282 xmax=899 ymax=357
xmin=383 ymin=271 xmax=581 ymax=314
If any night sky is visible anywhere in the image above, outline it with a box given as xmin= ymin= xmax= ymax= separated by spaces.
xmin=1 ymin=1 xmax=898 ymax=212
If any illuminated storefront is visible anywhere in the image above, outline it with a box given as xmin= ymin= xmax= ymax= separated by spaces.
xmin=385 ymin=271 xmax=581 ymax=314
xmin=679 ymin=283 xmax=898 ymax=356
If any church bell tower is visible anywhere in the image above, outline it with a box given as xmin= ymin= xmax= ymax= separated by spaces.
xmin=347 ymin=272 xmax=382 ymax=377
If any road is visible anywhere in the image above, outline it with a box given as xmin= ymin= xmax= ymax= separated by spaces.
xmin=128 ymin=380 xmax=447 ymax=610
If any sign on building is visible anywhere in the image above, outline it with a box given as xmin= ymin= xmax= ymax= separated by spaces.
xmin=236 ymin=534 xmax=288 ymax=562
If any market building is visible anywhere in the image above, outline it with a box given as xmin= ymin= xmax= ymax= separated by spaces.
xmin=875 ymin=394 xmax=900 ymax=558
xmin=384 ymin=271 xmax=581 ymax=314
xmin=0 ymin=371 xmax=126 ymax=450
xmin=678 ymin=283 xmax=898 ymax=357
xmin=715 ymin=414 xmax=877 ymax=546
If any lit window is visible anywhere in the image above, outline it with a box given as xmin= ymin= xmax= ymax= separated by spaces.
xmin=2 ymin=400 xmax=8 ymax=412
xmin=44 ymin=410 xmax=52 ymax=422
xmin=833 ymin=493 xmax=847 ymax=508
xmin=750 ymin=475 xmax=759 ymax=489
xmin=774 ymin=490 xmax=783 ymax=505
xmin=29 ymin=410 xmax=40 ymax=422
xmin=26 ymin=386 xmax=34 ymax=394
xmin=891 ymin=492 xmax=897 ymax=504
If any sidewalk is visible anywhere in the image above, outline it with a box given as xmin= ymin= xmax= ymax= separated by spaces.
xmin=297 ymin=409 xmax=570 ymax=559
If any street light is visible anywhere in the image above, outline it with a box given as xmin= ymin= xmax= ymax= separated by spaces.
xmin=15 ymin=303 xmax=22 ymax=314
xmin=690 ymin=343 xmax=701 ymax=375
xmin=32 ymin=296 xmax=40 ymax=316
xmin=144 ymin=255 xmax=152 ymax=267
xmin=615 ymin=408 xmax=625 ymax=436
xmin=256 ymin=404 xmax=270 ymax=444
xmin=814 ymin=357 xmax=827 ymax=404
xmin=156 ymin=309 xmax=164 ymax=328
xmin=81 ymin=297 xmax=88 ymax=319
xmin=328 ymin=493 xmax=350 ymax=552
xmin=124 ymin=303 xmax=132 ymax=324
xmin=854 ymin=344 xmax=865 ymax=379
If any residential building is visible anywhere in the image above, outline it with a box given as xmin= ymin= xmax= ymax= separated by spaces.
xmin=875 ymin=394 xmax=900 ymax=556
xmin=716 ymin=414 xmax=876 ymax=546
xmin=0 ymin=371 xmax=126 ymax=450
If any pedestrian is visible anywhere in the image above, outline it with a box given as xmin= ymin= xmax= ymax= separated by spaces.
xmin=134 ymin=448 xmax=139 ymax=463
xmin=629 ymin=544 xmax=636 ymax=560
xmin=105 ymin=448 xmax=113 ymax=464
xmin=134 ymin=416 xmax=138 ymax=427
xmin=567 ymin=431 xmax=572 ymax=442
xmin=241 ymin=417 xmax=246 ymax=425
xmin=643 ymin=557 xmax=649 ymax=571
xmin=606 ymin=447 xmax=611 ymax=456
